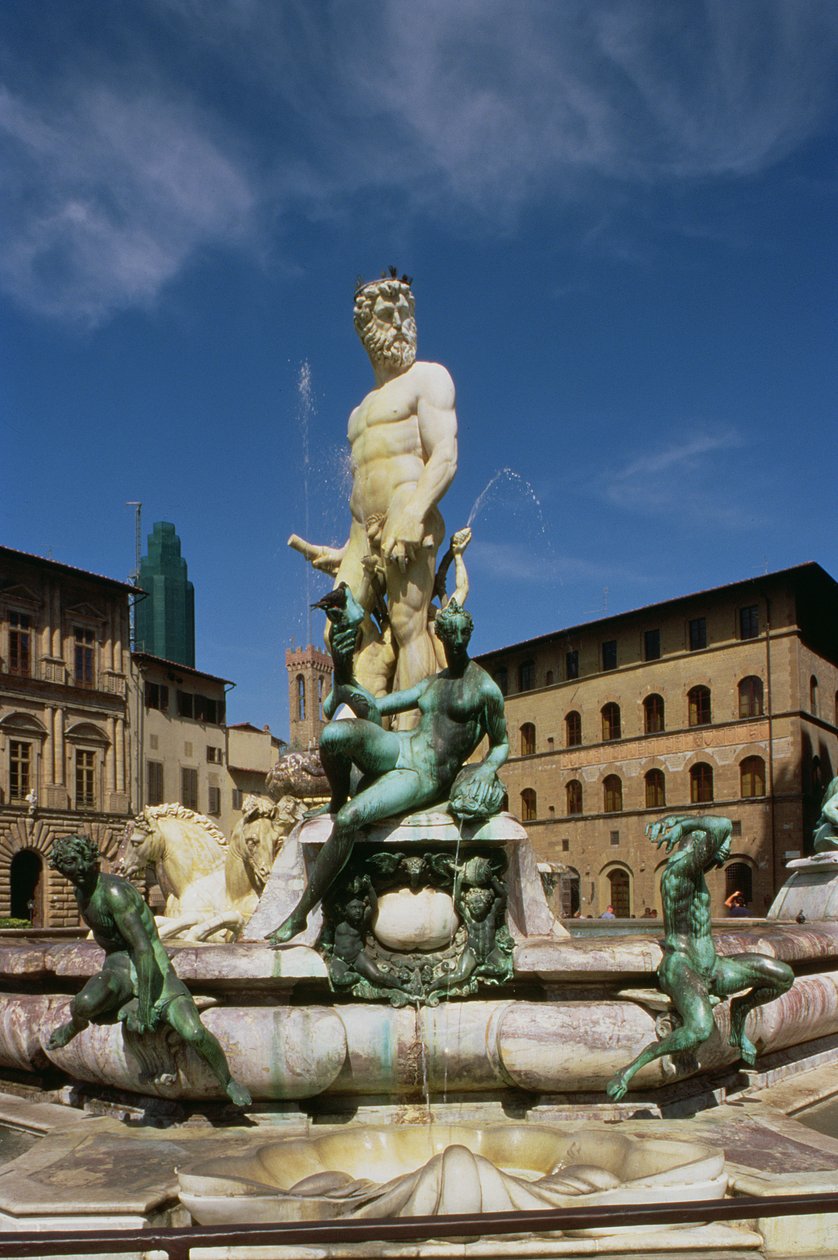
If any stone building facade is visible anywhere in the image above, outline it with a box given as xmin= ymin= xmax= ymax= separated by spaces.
xmin=132 ymin=657 xmax=285 ymax=841
xmin=286 ymin=645 xmax=331 ymax=750
xmin=2 ymin=547 xmax=294 ymax=928
xmin=132 ymin=650 xmax=231 ymax=827
xmin=225 ymin=722 xmax=286 ymax=836
xmin=476 ymin=563 xmax=838 ymax=919
xmin=0 ymin=546 xmax=135 ymax=926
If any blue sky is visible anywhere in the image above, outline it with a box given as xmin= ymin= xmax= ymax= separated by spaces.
xmin=2 ymin=1 xmax=836 ymax=737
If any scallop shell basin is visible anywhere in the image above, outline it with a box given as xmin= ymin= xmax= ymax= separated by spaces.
xmin=178 ymin=1122 xmax=726 ymax=1226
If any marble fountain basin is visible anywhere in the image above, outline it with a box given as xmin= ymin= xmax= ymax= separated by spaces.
xmin=177 ymin=1122 xmax=726 ymax=1227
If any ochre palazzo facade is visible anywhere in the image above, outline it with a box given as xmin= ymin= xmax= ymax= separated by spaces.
xmin=476 ymin=563 xmax=838 ymax=919
xmin=0 ymin=546 xmax=135 ymax=926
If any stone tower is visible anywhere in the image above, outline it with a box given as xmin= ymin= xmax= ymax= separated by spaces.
xmin=135 ymin=522 xmax=195 ymax=667
xmin=286 ymin=645 xmax=332 ymax=750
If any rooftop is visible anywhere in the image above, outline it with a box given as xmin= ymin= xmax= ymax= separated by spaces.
xmin=1 ymin=544 xmax=139 ymax=594
xmin=477 ymin=561 xmax=836 ymax=661
xmin=131 ymin=651 xmax=234 ymax=687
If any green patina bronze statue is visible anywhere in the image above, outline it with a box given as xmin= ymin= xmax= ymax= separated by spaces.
xmin=320 ymin=848 xmax=514 ymax=1006
xmin=813 ymin=776 xmax=838 ymax=852
xmin=428 ymin=855 xmax=513 ymax=995
xmin=47 ymin=834 xmax=251 ymax=1107
xmin=606 ymin=815 xmax=793 ymax=1102
xmin=267 ymin=595 xmax=508 ymax=946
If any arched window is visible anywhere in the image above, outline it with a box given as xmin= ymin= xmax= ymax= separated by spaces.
xmin=545 ymin=670 xmax=554 ymax=687
xmin=520 ymin=723 xmax=536 ymax=756
xmin=645 ymin=768 xmax=666 ymax=808
xmin=643 ymin=694 xmax=664 ymax=734
xmin=740 ymin=755 xmax=766 ymax=798
xmin=494 ymin=667 xmax=508 ymax=695
xmin=521 ymin=788 xmax=537 ymax=821
xmin=10 ymin=850 xmax=44 ymax=926
xmin=518 ymin=660 xmax=535 ymax=692
xmin=607 ymin=868 xmax=631 ymax=917
xmin=601 ymin=703 xmax=621 ymax=741
xmin=603 ymin=774 xmax=623 ymax=812
xmin=690 ymin=762 xmax=714 ymax=803
xmin=688 ymin=685 xmax=712 ymax=726
xmin=566 ymin=779 xmax=583 ymax=815
xmin=296 ymin=674 xmax=306 ymax=721
xmin=738 ymin=676 xmax=764 ymax=718
xmin=810 ymin=676 xmax=819 ymax=716
xmin=565 ymin=711 xmax=582 ymax=747
xmin=725 ymin=861 xmax=753 ymax=905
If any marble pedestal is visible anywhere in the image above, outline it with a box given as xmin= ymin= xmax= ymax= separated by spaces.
xmin=244 ymin=809 xmax=568 ymax=945
xmin=768 ymin=853 xmax=838 ymax=921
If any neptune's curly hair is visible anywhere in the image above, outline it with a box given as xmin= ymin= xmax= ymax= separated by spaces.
xmin=50 ymin=833 xmax=100 ymax=872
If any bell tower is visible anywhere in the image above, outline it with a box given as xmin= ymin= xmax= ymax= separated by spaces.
xmin=286 ymin=645 xmax=332 ymax=750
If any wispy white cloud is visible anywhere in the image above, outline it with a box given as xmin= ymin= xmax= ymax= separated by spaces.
xmin=0 ymin=82 xmax=256 ymax=324
xmin=607 ymin=431 xmax=742 ymax=486
xmin=599 ymin=428 xmax=768 ymax=529
xmin=470 ymin=539 xmax=633 ymax=586
xmin=349 ymin=0 xmax=838 ymax=215
xmin=1 ymin=0 xmax=836 ymax=323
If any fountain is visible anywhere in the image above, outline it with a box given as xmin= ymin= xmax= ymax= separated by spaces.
xmin=0 ymin=271 xmax=837 ymax=1255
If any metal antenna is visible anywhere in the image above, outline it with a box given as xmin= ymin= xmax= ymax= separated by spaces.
xmin=126 ymin=501 xmax=142 ymax=647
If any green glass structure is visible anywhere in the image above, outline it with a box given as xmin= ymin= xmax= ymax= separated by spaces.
xmin=135 ymin=522 xmax=195 ymax=666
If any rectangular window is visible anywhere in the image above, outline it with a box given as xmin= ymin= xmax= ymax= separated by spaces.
xmin=231 ymin=788 xmax=243 ymax=811
xmin=207 ymin=785 xmax=221 ymax=816
xmin=74 ymin=625 xmax=95 ymax=686
xmin=9 ymin=740 xmax=31 ymax=801
xmin=688 ymin=617 xmax=707 ymax=651
xmin=9 ymin=612 xmax=33 ymax=676
xmin=565 ymin=650 xmax=579 ymax=680
xmin=561 ymin=838 xmax=569 ymax=852
xmin=206 ymin=746 xmax=223 ymax=764
xmin=75 ymin=749 xmax=96 ymax=808
xmin=517 ymin=660 xmax=535 ymax=692
xmin=610 ymin=830 xmax=620 ymax=846
xmin=145 ymin=682 xmax=169 ymax=711
xmin=643 ymin=629 xmax=660 ymax=661
xmin=147 ymin=760 xmax=164 ymax=806
xmin=739 ymin=605 xmax=759 ymax=639
xmin=601 ymin=640 xmax=617 ymax=671
xmin=181 ymin=766 xmax=198 ymax=810
xmin=179 ymin=692 xmax=225 ymax=725
xmin=197 ymin=695 xmax=224 ymax=725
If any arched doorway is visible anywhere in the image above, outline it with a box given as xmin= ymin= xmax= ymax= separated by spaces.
xmin=607 ymin=868 xmax=631 ymax=918
xmin=10 ymin=850 xmax=44 ymax=925
xmin=560 ymin=867 xmax=581 ymax=917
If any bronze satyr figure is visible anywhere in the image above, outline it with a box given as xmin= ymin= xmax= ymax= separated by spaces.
xmin=606 ymin=815 xmax=793 ymax=1101
xmin=47 ymin=834 xmax=251 ymax=1107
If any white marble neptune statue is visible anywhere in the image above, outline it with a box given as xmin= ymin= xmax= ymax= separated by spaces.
xmin=289 ymin=270 xmax=458 ymax=719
